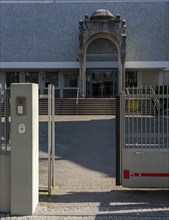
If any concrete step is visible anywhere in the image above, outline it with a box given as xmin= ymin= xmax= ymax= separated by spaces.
xmin=39 ymin=98 xmax=116 ymax=115
xmin=0 ymin=98 xmax=155 ymax=116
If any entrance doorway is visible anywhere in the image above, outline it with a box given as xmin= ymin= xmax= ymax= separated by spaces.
xmin=86 ymin=69 xmax=118 ymax=98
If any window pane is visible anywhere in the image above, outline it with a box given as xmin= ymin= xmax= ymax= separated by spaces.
xmin=45 ymin=72 xmax=58 ymax=88
xmin=125 ymin=71 xmax=137 ymax=87
xmin=25 ymin=72 xmax=38 ymax=83
xmin=6 ymin=72 xmax=19 ymax=87
xmin=104 ymin=72 xmax=112 ymax=81
xmin=65 ymin=75 xmax=78 ymax=87
xmin=93 ymin=72 xmax=102 ymax=81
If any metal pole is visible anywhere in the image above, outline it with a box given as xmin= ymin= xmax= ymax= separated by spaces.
xmin=122 ymin=62 xmax=125 ymax=93
xmin=0 ymin=94 xmax=2 ymax=151
xmin=6 ymin=93 xmax=9 ymax=149
xmin=48 ymin=84 xmax=52 ymax=196
xmin=167 ymin=86 xmax=168 ymax=149
xmin=132 ymin=87 xmax=134 ymax=147
xmin=5 ymin=92 xmax=9 ymax=152
xmin=137 ymin=87 xmax=139 ymax=146
xmin=120 ymin=93 xmax=125 ymax=183
xmin=149 ymin=86 xmax=152 ymax=148
xmin=52 ymin=85 xmax=55 ymax=187
xmin=127 ymin=89 xmax=130 ymax=147
xmin=141 ymin=87 xmax=143 ymax=148
xmin=116 ymin=95 xmax=121 ymax=185
xmin=158 ymin=86 xmax=160 ymax=149
xmin=162 ymin=86 xmax=164 ymax=149
xmin=153 ymin=85 xmax=156 ymax=148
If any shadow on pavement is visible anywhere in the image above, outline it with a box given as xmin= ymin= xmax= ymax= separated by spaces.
xmin=40 ymin=189 xmax=169 ymax=204
xmin=39 ymin=118 xmax=116 ymax=177
xmin=39 ymin=189 xmax=169 ymax=217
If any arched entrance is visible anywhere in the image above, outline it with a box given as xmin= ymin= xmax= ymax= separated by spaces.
xmin=79 ymin=9 xmax=126 ymax=97
xmin=86 ymin=38 xmax=118 ymax=97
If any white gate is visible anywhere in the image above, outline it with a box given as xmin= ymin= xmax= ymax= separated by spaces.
xmin=117 ymin=86 xmax=169 ymax=187
xmin=39 ymin=84 xmax=56 ymax=196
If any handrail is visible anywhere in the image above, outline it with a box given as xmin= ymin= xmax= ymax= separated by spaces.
xmin=150 ymin=87 xmax=160 ymax=111
xmin=76 ymin=88 xmax=79 ymax=105
xmin=125 ymin=88 xmax=129 ymax=95
xmin=1 ymin=90 xmax=5 ymax=103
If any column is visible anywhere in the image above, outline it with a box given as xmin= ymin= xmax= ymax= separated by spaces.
xmin=39 ymin=71 xmax=45 ymax=94
xmin=59 ymin=71 xmax=64 ymax=98
xmin=19 ymin=71 xmax=25 ymax=83
xmin=0 ymin=71 xmax=6 ymax=93
xmin=79 ymin=53 xmax=86 ymax=97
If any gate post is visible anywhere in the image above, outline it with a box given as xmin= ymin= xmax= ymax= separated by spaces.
xmin=116 ymin=94 xmax=125 ymax=185
xmin=116 ymin=95 xmax=121 ymax=185
xmin=11 ymin=83 xmax=39 ymax=215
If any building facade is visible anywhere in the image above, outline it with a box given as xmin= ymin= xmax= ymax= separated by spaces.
xmin=0 ymin=0 xmax=169 ymax=97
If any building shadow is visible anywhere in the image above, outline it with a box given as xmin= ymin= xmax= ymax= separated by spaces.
xmin=39 ymin=118 xmax=116 ymax=177
xmin=39 ymin=189 xmax=169 ymax=217
xmin=39 ymin=118 xmax=169 ymax=218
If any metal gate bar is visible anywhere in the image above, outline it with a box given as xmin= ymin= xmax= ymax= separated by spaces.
xmin=120 ymin=85 xmax=169 ymax=187
xmin=48 ymin=85 xmax=52 ymax=195
xmin=52 ymin=85 xmax=55 ymax=188
xmin=0 ymin=92 xmax=10 ymax=153
xmin=125 ymin=86 xmax=169 ymax=149
xmin=0 ymin=94 xmax=2 ymax=151
xmin=48 ymin=84 xmax=55 ymax=196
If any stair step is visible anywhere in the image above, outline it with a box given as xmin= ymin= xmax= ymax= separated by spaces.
xmin=1 ymin=98 xmax=154 ymax=116
xmin=39 ymin=98 xmax=116 ymax=115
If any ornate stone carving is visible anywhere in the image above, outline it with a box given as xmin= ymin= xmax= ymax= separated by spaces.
xmin=90 ymin=9 xmax=115 ymax=20
xmin=79 ymin=20 xmax=84 ymax=50
xmin=79 ymin=9 xmax=126 ymax=60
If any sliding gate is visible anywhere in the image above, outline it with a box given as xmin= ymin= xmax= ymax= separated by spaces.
xmin=118 ymin=86 xmax=169 ymax=188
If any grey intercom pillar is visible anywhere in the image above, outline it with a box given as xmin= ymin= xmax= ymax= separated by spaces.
xmin=11 ymin=83 xmax=39 ymax=215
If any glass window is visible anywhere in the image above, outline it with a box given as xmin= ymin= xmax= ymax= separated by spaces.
xmin=92 ymin=72 xmax=102 ymax=82
xmin=104 ymin=72 xmax=113 ymax=81
xmin=6 ymin=72 xmax=19 ymax=88
xmin=65 ymin=75 xmax=78 ymax=88
xmin=25 ymin=72 xmax=39 ymax=83
xmin=45 ymin=72 xmax=58 ymax=88
xmin=125 ymin=71 xmax=137 ymax=87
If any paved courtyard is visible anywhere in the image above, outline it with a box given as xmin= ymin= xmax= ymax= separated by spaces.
xmin=1 ymin=115 xmax=169 ymax=220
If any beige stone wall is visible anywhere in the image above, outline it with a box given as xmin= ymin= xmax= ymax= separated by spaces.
xmin=163 ymin=71 xmax=169 ymax=84
xmin=141 ymin=70 xmax=159 ymax=86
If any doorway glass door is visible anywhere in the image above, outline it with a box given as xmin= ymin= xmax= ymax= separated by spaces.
xmin=86 ymin=69 xmax=118 ymax=98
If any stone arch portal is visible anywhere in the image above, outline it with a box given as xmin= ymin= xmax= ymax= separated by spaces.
xmin=79 ymin=9 xmax=126 ymax=97
xmin=86 ymin=38 xmax=118 ymax=98
xmin=86 ymin=37 xmax=118 ymax=62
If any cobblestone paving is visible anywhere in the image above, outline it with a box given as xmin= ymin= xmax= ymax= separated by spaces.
xmin=1 ymin=216 xmax=169 ymax=220
xmin=1 ymin=116 xmax=169 ymax=220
